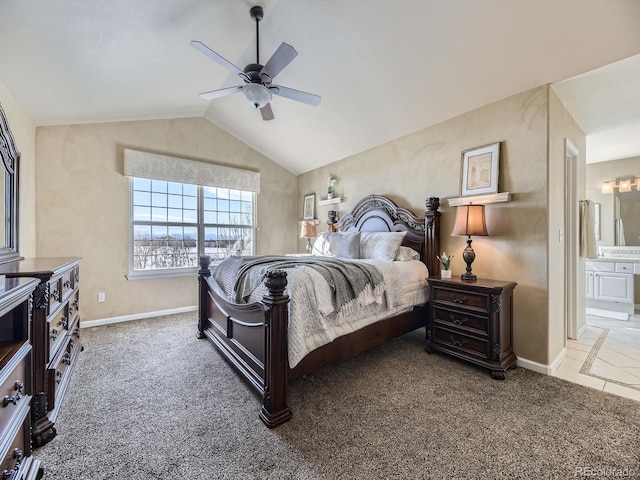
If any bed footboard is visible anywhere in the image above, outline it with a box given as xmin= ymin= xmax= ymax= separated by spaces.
xmin=197 ymin=256 xmax=292 ymax=428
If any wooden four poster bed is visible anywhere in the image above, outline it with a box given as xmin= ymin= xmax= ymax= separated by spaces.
xmin=197 ymin=194 xmax=441 ymax=427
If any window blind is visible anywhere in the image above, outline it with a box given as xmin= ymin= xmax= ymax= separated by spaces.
xmin=123 ymin=149 xmax=260 ymax=193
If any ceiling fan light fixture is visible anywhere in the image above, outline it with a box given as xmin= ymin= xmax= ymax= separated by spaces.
xmin=243 ymin=83 xmax=272 ymax=108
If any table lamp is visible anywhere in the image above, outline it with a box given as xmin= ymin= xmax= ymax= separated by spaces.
xmin=300 ymin=221 xmax=317 ymax=254
xmin=451 ymin=204 xmax=489 ymax=281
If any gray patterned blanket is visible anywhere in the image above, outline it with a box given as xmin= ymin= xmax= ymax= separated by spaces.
xmin=211 ymin=254 xmax=406 ymax=367
xmin=231 ymin=255 xmax=383 ymax=313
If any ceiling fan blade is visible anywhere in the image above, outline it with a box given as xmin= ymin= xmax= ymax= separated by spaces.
xmin=190 ymin=40 xmax=244 ymax=76
xmin=260 ymin=103 xmax=274 ymax=121
xmin=271 ymin=85 xmax=321 ymax=107
xmin=260 ymin=43 xmax=298 ymax=81
xmin=198 ymin=85 xmax=243 ymax=100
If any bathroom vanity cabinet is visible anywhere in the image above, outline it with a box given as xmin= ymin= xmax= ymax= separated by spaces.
xmin=586 ymin=258 xmax=637 ymax=318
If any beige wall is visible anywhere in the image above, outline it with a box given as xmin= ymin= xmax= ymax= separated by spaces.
xmin=35 ymin=117 xmax=297 ymax=321
xmin=298 ymin=86 xmax=552 ymax=364
xmin=548 ymin=87 xmax=587 ymax=361
xmin=0 ymin=81 xmax=37 ymax=257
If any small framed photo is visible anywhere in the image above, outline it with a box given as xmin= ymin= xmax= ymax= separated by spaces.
xmin=460 ymin=142 xmax=500 ymax=196
xmin=303 ymin=193 xmax=315 ymax=220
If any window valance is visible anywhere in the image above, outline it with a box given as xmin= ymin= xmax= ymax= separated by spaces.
xmin=123 ymin=149 xmax=260 ymax=193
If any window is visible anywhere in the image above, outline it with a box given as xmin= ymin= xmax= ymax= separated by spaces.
xmin=130 ymin=177 xmax=255 ymax=278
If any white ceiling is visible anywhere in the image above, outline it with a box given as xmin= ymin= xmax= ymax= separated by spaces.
xmin=1 ymin=0 xmax=640 ymax=174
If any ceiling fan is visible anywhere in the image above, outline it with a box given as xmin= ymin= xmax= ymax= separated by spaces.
xmin=190 ymin=5 xmax=321 ymax=121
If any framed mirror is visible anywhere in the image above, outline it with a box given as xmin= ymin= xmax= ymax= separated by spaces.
xmin=0 ymin=104 xmax=21 ymax=264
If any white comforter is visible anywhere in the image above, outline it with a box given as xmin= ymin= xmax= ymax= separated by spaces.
xmin=214 ymin=256 xmax=429 ymax=367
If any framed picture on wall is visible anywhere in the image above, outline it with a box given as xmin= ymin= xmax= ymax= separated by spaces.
xmin=460 ymin=142 xmax=500 ymax=196
xmin=303 ymin=193 xmax=315 ymax=220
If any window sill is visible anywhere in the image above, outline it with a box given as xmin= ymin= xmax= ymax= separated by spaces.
xmin=126 ymin=267 xmax=198 ymax=281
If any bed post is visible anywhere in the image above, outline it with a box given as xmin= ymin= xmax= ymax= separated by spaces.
xmin=259 ymin=270 xmax=293 ymax=428
xmin=197 ymin=255 xmax=211 ymax=339
xmin=425 ymin=197 xmax=441 ymax=278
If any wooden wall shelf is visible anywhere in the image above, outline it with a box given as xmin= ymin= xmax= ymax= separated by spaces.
xmin=319 ymin=197 xmax=342 ymax=206
xmin=447 ymin=192 xmax=510 ymax=206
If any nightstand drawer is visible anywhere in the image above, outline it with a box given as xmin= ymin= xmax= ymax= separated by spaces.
xmin=432 ymin=307 xmax=488 ymax=336
xmin=431 ymin=287 xmax=489 ymax=313
xmin=432 ymin=326 xmax=488 ymax=358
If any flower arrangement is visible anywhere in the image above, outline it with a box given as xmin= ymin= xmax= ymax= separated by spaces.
xmin=327 ymin=176 xmax=336 ymax=199
xmin=436 ymin=252 xmax=454 ymax=270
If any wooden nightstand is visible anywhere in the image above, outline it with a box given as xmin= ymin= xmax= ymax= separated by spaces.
xmin=426 ymin=277 xmax=517 ymax=380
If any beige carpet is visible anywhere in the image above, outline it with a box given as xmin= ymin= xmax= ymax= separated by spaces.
xmin=34 ymin=312 xmax=640 ymax=479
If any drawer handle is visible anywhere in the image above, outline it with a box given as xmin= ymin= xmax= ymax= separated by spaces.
xmin=450 ymin=294 xmax=468 ymax=305
xmin=61 ymin=315 xmax=69 ymax=329
xmin=52 ymin=289 xmax=60 ymax=302
xmin=63 ymin=280 xmax=72 ymax=288
xmin=56 ymin=371 xmax=63 ymax=384
xmin=74 ymin=298 xmax=80 ymax=308
xmin=2 ymin=381 xmax=24 ymax=407
xmin=449 ymin=335 xmax=468 ymax=347
xmin=1 ymin=449 xmax=23 ymax=479
xmin=449 ymin=314 xmax=469 ymax=325
xmin=50 ymin=328 xmax=58 ymax=341
xmin=62 ymin=352 xmax=72 ymax=366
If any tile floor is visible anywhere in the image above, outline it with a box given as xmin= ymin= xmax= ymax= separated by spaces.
xmin=555 ymin=313 xmax=640 ymax=402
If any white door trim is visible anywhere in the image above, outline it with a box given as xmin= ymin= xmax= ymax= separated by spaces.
xmin=565 ymin=138 xmax=580 ymax=340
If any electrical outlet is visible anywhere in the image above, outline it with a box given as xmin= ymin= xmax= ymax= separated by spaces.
xmin=97 ymin=292 xmax=106 ymax=303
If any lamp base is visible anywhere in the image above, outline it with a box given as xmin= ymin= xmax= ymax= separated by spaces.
xmin=306 ymin=238 xmax=313 ymax=254
xmin=461 ymin=236 xmax=477 ymax=281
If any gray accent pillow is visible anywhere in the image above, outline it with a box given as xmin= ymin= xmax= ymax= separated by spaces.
xmin=312 ymin=231 xmax=361 ymax=258
xmin=359 ymin=231 xmax=407 ymax=261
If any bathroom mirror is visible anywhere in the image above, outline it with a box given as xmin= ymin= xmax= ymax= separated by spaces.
xmin=586 ymin=160 xmax=640 ymax=247
xmin=0 ymin=104 xmax=21 ymax=264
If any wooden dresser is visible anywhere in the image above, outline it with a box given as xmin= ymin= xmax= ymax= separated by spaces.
xmin=0 ymin=258 xmax=81 ymax=447
xmin=427 ymin=277 xmax=517 ymax=380
xmin=0 ymin=277 xmax=43 ymax=479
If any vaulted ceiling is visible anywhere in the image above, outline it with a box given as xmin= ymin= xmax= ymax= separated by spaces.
xmin=2 ymin=0 xmax=640 ymax=174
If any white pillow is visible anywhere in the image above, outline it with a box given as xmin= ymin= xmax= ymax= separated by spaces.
xmin=359 ymin=231 xmax=407 ymax=261
xmin=312 ymin=231 xmax=361 ymax=258
xmin=395 ymin=245 xmax=421 ymax=261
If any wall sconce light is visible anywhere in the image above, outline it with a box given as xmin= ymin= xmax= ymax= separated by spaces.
xmin=601 ymin=180 xmax=616 ymax=194
xmin=618 ymin=177 xmax=633 ymax=193
xmin=600 ymin=176 xmax=636 ymax=194
xmin=451 ymin=204 xmax=489 ymax=281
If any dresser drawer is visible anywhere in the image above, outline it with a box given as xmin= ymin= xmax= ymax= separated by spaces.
xmin=432 ymin=306 xmax=488 ymax=337
xmin=431 ymin=325 xmax=489 ymax=359
xmin=47 ymin=305 xmax=70 ymax=362
xmin=0 ymin=415 xmax=29 ymax=479
xmin=431 ymin=286 xmax=489 ymax=314
xmin=46 ymin=333 xmax=81 ymax=412
xmin=68 ymin=289 xmax=80 ymax=322
xmin=60 ymin=266 xmax=78 ymax=301
xmin=0 ymin=345 xmax=30 ymax=437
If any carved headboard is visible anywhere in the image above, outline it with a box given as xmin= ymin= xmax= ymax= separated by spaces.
xmin=335 ymin=195 xmax=441 ymax=277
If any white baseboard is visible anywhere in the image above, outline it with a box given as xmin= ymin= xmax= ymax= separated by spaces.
xmin=80 ymin=305 xmax=197 ymax=329
xmin=586 ymin=307 xmax=629 ymax=321
xmin=516 ymin=357 xmax=547 ymax=374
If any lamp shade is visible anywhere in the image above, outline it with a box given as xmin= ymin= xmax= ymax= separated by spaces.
xmin=300 ymin=221 xmax=317 ymax=239
xmin=243 ymin=83 xmax=272 ymax=108
xmin=452 ymin=205 xmax=489 ymax=237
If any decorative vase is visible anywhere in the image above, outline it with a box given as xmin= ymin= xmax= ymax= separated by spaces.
xmin=441 ymin=269 xmax=452 ymax=279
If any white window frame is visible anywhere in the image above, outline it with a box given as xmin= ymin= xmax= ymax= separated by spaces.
xmin=127 ymin=177 xmax=256 ymax=280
